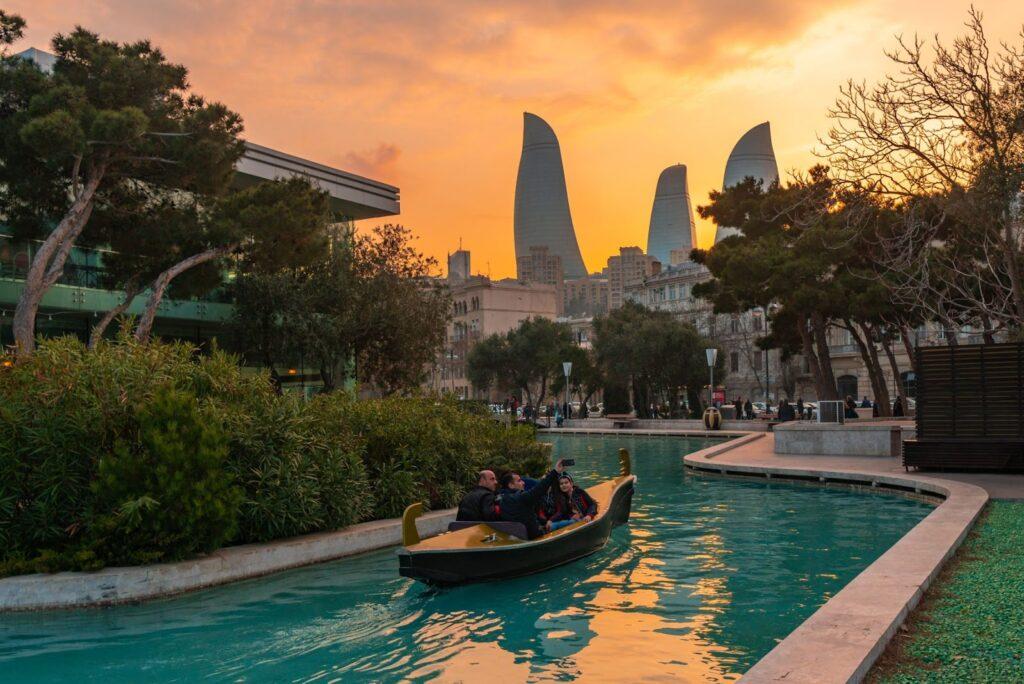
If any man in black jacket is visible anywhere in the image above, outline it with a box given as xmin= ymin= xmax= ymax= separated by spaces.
xmin=496 ymin=460 xmax=566 ymax=539
xmin=456 ymin=470 xmax=499 ymax=521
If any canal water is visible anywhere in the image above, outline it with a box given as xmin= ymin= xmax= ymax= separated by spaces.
xmin=0 ymin=435 xmax=933 ymax=682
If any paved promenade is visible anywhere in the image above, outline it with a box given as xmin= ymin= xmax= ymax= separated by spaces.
xmin=689 ymin=433 xmax=1024 ymax=499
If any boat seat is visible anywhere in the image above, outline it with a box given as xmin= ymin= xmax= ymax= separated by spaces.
xmin=447 ymin=521 xmax=529 ymax=539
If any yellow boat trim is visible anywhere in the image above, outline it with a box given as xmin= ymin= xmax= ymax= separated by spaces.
xmin=405 ymin=475 xmax=634 ymax=552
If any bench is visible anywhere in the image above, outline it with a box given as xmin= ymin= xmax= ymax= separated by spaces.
xmin=447 ymin=521 xmax=529 ymax=539
xmin=605 ymin=413 xmax=636 ymax=429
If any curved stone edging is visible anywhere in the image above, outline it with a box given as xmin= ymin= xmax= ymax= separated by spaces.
xmin=0 ymin=509 xmax=456 ymax=612
xmin=682 ymin=440 xmax=989 ymax=684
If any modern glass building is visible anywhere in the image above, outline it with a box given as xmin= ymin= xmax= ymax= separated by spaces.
xmin=714 ymin=122 xmax=780 ymax=243
xmin=645 ymin=164 xmax=697 ymax=266
xmin=0 ymin=142 xmax=400 ymax=358
xmin=513 ymin=113 xmax=588 ymax=279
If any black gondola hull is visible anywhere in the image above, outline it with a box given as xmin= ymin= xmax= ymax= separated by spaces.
xmin=398 ymin=476 xmax=634 ymax=586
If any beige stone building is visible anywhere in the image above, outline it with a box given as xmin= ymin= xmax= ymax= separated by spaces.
xmin=563 ymin=275 xmax=609 ymax=316
xmin=604 ymin=247 xmax=661 ymax=310
xmin=516 ymin=245 xmax=564 ymax=314
xmin=428 ymin=275 xmax=558 ymax=398
xmin=624 ymin=261 xmax=963 ymax=407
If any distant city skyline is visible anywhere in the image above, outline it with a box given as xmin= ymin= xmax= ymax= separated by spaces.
xmin=4 ymin=1 xmax=1020 ymax=277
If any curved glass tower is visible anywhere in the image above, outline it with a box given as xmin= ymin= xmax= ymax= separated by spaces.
xmin=714 ymin=122 xmax=780 ymax=243
xmin=514 ymin=113 xmax=588 ymax=278
xmin=646 ymin=164 xmax=697 ymax=265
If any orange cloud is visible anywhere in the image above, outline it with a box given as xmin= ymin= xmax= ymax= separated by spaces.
xmin=6 ymin=1 xmax=1023 ymax=277
xmin=342 ymin=143 xmax=401 ymax=179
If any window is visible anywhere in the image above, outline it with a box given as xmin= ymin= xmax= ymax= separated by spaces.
xmin=730 ymin=317 xmax=740 ymax=334
xmin=730 ymin=352 xmax=739 ymax=372
xmin=837 ymin=374 xmax=859 ymax=400
xmin=753 ymin=315 xmax=762 ymax=331
xmin=754 ymin=351 xmax=763 ymax=371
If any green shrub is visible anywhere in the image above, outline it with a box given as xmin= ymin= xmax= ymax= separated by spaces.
xmin=320 ymin=394 xmax=548 ymax=519
xmin=217 ymin=392 xmax=371 ymax=542
xmin=90 ymin=388 xmax=241 ymax=565
xmin=0 ymin=334 xmax=267 ymax=564
xmin=0 ymin=337 xmax=547 ymax=575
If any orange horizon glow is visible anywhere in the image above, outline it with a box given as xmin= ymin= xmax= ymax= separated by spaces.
xmin=5 ymin=1 xmax=1021 ymax=278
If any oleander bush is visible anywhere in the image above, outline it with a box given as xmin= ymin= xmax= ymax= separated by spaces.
xmin=215 ymin=391 xmax=372 ymax=543
xmin=0 ymin=336 xmax=546 ymax=575
xmin=89 ymin=388 xmax=242 ymax=565
xmin=322 ymin=394 xmax=548 ymax=519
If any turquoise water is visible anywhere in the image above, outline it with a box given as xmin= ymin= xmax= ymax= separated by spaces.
xmin=0 ymin=435 xmax=933 ymax=683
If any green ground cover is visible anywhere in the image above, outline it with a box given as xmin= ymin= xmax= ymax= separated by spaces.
xmin=872 ymin=501 xmax=1024 ymax=683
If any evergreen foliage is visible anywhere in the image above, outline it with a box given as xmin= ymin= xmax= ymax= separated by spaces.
xmin=0 ymin=337 xmax=544 ymax=575
xmin=90 ymin=388 xmax=241 ymax=565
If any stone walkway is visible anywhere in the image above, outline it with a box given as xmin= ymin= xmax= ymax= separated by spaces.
xmin=691 ymin=433 xmax=1024 ymax=499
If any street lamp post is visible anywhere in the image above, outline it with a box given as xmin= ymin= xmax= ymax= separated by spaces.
xmin=705 ymin=348 xmax=717 ymax=408
xmin=562 ymin=361 xmax=573 ymax=420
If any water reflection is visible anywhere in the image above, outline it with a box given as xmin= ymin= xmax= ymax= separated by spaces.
xmin=0 ymin=436 xmax=932 ymax=683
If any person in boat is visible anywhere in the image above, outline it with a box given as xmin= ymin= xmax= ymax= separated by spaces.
xmin=545 ymin=473 xmax=597 ymax=532
xmin=456 ymin=470 xmax=499 ymax=522
xmin=495 ymin=460 xmax=567 ymax=539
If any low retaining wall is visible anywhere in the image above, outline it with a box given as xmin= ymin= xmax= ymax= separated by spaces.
xmin=774 ymin=423 xmax=902 ymax=458
xmin=0 ymin=509 xmax=456 ymax=611
xmin=563 ymin=418 xmax=770 ymax=432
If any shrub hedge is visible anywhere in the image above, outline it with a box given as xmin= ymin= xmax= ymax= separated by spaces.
xmin=0 ymin=336 xmax=546 ymax=575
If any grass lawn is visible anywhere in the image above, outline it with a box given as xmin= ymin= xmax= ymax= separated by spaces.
xmin=870 ymin=501 xmax=1024 ymax=683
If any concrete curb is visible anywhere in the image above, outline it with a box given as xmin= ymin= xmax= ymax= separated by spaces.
xmin=543 ymin=427 xmax=755 ymax=439
xmin=682 ymin=443 xmax=989 ymax=684
xmin=0 ymin=509 xmax=456 ymax=612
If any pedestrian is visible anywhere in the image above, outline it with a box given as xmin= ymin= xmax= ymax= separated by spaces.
xmin=744 ymin=398 xmax=753 ymax=420
xmin=796 ymin=397 xmax=804 ymax=420
xmin=861 ymin=395 xmax=872 ymax=409
xmin=844 ymin=395 xmax=858 ymax=419
xmin=892 ymin=396 xmax=904 ymax=417
xmin=779 ymin=399 xmax=796 ymax=422
xmin=733 ymin=396 xmax=743 ymax=420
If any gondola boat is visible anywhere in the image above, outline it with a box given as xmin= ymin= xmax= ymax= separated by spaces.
xmin=397 ymin=449 xmax=636 ymax=586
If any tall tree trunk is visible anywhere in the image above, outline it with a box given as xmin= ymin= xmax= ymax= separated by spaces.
xmin=320 ymin=362 xmax=335 ymax=393
xmin=810 ymin=312 xmax=839 ymax=399
xmin=980 ymin=314 xmax=996 ymax=344
xmin=900 ymin=324 xmax=917 ymax=374
xmin=797 ymin=317 xmax=829 ymax=400
xmin=89 ymin=282 xmax=143 ymax=349
xmin=1001 ymin=219 xmax=1024 ymax=323
xmin=134 ymin=245 xmax=233 ymax=343
xmin=847 ymin=321 xmax=891 ymax=416
xmin=13 ymin=170 xmax=105 ymax=358
xmin=881 ymin=335 xmax=905 ymax=400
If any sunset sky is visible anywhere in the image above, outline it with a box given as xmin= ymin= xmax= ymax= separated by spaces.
xmin=5 ymin=1 xmax=1022 ymax=278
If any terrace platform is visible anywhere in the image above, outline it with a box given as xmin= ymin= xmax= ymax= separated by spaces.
xmin=773 ymin=422 xmax=903 ymax=458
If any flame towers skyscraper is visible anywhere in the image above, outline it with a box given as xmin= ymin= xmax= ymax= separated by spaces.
xmin=714 ymin=122 xmax=780 ymax=243
xmin=514 ymin=113 xmax=588 ymax=279
xmin=646 ymin=164 xmax=697 ymax=266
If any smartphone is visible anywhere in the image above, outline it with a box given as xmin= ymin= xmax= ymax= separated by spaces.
xmin=561 ymin=458 xmax=576 ymax=467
